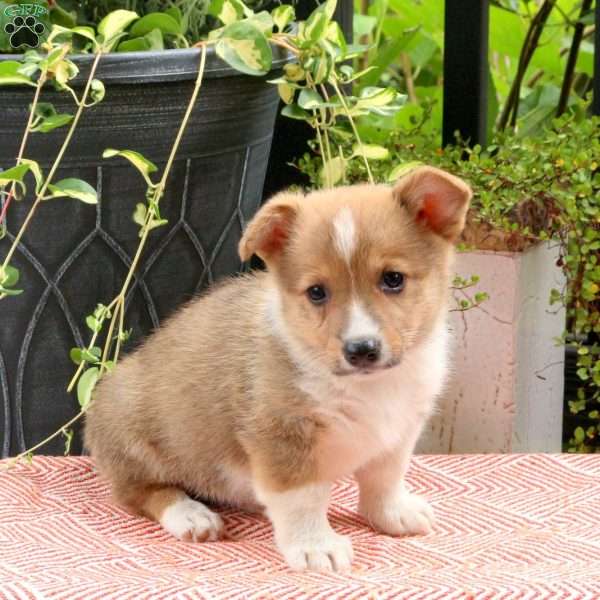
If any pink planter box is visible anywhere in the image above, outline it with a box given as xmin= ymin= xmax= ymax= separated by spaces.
xmin=420 ymin=244 xmax=566 ymax=454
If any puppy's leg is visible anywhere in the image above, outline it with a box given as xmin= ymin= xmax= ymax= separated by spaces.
xmin=355 ymin=429 xmax=435 ymax=536
xmin=117 ymin=483 xmax=224 ymax=542
xmin=255 ymin=481 xmax=353 ymax=572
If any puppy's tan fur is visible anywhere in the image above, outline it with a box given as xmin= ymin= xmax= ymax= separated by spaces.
xmin=85 ymin=166 xmax=471 ymax=571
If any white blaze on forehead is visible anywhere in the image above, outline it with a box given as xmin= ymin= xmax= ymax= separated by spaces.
xmin=344 ymin=300 xmax=380 ymax=340
xmin=332 ymin=207 xmax=356 ymax=265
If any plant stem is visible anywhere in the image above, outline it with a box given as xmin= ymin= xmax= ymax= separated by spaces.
xmin=400 ymin=52 xmax=417 ymax=104
xmin=318 ymin=84 xmax=335 ymax=185
xmin=4 ymin=409 xmax=85 ymax=470
xmin=1 ymin=52 xmax=103 ymax=272
xmin=497 ymin=0 xmax=556 ymax=131
xmin=66 ymin=296 xmax=119 ymax=393
xmin=83 ymin=44 xmax=207 ymax=384
xmin=0 ymin=72 xmax=48 ymax=229
xmin=314 ymin=119 xmax=329 ymax=186
xmin=330 ymin=79 xmax=374 ymax=184
xmin=8 ymin=45 xmax=209 ymax=464
xmin=557 ymin=0 xmax=593 ymax=116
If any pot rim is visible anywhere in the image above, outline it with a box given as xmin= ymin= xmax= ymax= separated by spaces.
xmin=0 ymin=44 xmax=292 ymax=84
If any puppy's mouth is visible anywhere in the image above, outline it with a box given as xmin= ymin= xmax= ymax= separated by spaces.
xmin=332 ymin=359 xmax=401 ymax=378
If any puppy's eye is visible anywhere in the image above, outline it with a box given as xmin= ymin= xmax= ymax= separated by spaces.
xmin=381 ymin=271 xmax=405 ymax=293
xmin=307 ymin=284 xmax=328 ymax=305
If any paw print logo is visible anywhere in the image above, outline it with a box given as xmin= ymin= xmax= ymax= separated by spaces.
xmin=4 ymin=15 xmax=45 ymax=49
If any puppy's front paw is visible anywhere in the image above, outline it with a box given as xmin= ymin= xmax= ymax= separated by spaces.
xmin=362 ymin=492 xmax=435 ymax=537
xmin=280 ymin=531 xmax=354 ymax=572
xmin=160 ymin=496 xmax=224 ymax=542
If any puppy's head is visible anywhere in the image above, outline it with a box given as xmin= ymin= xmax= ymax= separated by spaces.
xmin=239 ymin=166 xmax=471 ymax=378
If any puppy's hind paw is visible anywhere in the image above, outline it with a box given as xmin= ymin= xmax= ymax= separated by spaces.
xmin=160 ymin=496 xmax=224 ymax=542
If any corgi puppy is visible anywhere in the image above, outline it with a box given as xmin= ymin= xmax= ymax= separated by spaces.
xmin=84 ymin=166 xmax=472 ymax=572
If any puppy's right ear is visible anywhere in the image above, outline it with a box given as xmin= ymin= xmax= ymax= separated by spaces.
xmin=238 ymin=192 xmax=300 ymax=263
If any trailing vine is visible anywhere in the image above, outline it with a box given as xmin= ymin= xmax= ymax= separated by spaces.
xmin=0 ymin=0 xmax=402 ymax=464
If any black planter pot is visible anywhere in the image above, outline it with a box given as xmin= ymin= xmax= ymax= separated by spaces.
xmin=0 ymin=47 xmax=287 ymax=457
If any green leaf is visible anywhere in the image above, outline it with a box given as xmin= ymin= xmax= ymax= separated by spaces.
xmin=210 ymin=0 xmax=251 ymax=25
xmin=144 ymin=28 xmax=165 ymax=50
xmin=0 ymin=164 xmax=31 ymax=187
xmin=246 ymin=11 xmax=274 ymax=36
xmin=52 ymin=60 xmax=79 ymax=88
xmin=165 ymin=6 xmax=183 ymax=24
xmin=351 ymin=144 xmax=389 ymax=160
xmin=303 ymin=11 xmax=327 ymax=42
xmin=70 ymin=346 xmax=102 ymax=366
xmin=50 ymin=4 xmax=77 ymax=28
xmin=281 ymin=103 xmax=310 ymax=120
xmin=86 ymin=315 xmax=101 ymax=333
xmin=304 ymin=0 xmax=336 ymax=42
xmin=20 ymin=159 xmax=43 ymax=193
xmin=77 ymin=367 xmax=99 ymax=408
xmin=133 ymin=203 xmax=147 ymax=226
xmin=360 ymin=29 xmax=418 ymax=87
xmin=0 ymin=285 xmax=23 ymax=296
xmin=357 ymin=86 xmax=398 ymax=108
xmin=216 ymin=22 xmax=272 ymax=76
xmin=70 ymin=348 xmax=83 ymax=365
xmin=41 ymin=48 xmax=67 ymax=70
xmin=320 ymin=155 xmax=345 ymax=186
xmin=283 ymin=63 xmax=305 ymax=82
xmin=117 ymin=36 xmax=151 ymax=52
xmin=272 ymin=5 xmax=294 ymax=32
xmin=71 ymin=26 xmax=98 ymax=45
xmin=574 ymin=426 xmax=585 ymax=444
xmin=387 ymin=161 xmax=424 ymax=182
xmin=353 ymin=14 xmax=377 ymax=38
xmin=0 ymin=265 xmax=19 ymax=287
xmin=47 ymin=178 xmax=98 ymax=204
xmin=90 ymin=79 xmax=105 ymax=104
xmin=129 ymin=12 xmax=182 ymax=37
xmin=146 ymin=218 xmax=168 ymax=234
xmin=0 ymin=61 xmax=35 ymax=87
xmin=278 ymin=83 xmax=295 ymax=105
xmin=324 ymin=21 xmax=347 ymax=55
xmin=31 ymin=113 xmax=73 ymax=133
xmin=62 ymin=427 xmax=74 ymax=455
xmin=102 ymin=149 xmax=158 ymax=186
xmin=338 ymin=64 xmax=376 ymax=84
xmin=297 ymin=89 xmax=326 ymax=110
xmin=310 ymin=53 xmax=333 ymax=84
xmin=98 ymin=10 xmax=139 ymax=48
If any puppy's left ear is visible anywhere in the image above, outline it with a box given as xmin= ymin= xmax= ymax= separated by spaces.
xmin=393 ymin=166 xmax=472 ymax=241
xmin=239 ymin=192 xmax=300 ymax=263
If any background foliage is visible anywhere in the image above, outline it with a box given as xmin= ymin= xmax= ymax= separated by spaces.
xmin=354 ymin=0 xmax=595 ymax=140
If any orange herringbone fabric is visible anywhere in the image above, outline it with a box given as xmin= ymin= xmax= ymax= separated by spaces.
xmin=1 ymin=454 xmax=600 ymax=599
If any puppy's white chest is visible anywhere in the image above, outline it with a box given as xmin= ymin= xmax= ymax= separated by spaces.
xmin=305 ymin=327 xmax=448 ymax=481
xmin=311 ymin=372 xmax=429 ymax=480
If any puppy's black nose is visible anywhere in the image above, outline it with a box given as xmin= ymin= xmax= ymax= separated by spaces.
xmin=343 ymin=338 xmax=381 ymax=368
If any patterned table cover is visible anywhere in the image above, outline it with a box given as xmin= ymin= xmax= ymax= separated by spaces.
xmin=1 ymin=454 xmax=599 ymax=599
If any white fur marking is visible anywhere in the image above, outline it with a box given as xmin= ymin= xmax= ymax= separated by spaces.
xmin=160 ymin=496 xmax=223 ymax=542
xmin=333 ymin=207 xmax=356 ymax=265
xmin=344 ymin=300 xmax=380 ymax=341
xmin=256 ymin=483 xmax=353 ymax=572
